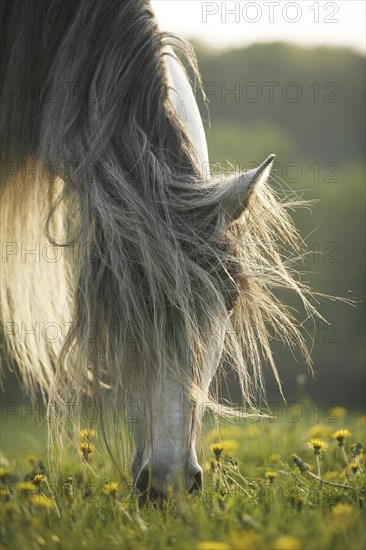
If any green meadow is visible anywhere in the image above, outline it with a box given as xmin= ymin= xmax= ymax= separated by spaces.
xmin=1 ymin=406 xmax=365 ymax=550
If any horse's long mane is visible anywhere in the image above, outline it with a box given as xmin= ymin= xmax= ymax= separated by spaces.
xmin=1 ymin=0 xmax=317 ymax=461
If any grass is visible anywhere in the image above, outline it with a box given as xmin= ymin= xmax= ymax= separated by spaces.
xmin=0 ymin=403 xmax=365 ymax=550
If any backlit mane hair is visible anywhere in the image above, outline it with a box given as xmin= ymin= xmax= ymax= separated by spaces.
xmin=1 ymin=0 xmax=317 ymax=462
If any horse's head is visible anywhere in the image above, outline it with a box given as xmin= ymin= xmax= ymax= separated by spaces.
xmin=130 ymin=49 xmax=276 ymax=501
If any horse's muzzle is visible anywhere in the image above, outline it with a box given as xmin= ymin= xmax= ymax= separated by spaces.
xmin=134 ymin=462 xmax=203 ymax=505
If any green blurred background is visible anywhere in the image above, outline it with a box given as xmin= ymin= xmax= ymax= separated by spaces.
xmin=1 ymin=42 xmax=365 ymax=411
xmin=193 ymin=41 xmax=365 ymax=408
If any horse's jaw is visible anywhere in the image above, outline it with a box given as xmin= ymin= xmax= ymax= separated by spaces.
xmin=133 ymin=445 xmax=203 ymax=505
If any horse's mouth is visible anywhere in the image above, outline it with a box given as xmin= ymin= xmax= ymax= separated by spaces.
xmin=135 ymin=468 xmax=203 ymax=506
xmin=136 ymin=485 xmax=165 ymax=508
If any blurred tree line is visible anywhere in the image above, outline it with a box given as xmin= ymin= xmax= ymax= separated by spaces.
xmin=193 ymin=42 xmax=365 ymax=409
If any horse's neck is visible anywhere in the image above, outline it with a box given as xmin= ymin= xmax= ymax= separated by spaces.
xmin=164 ymin=46 xmax=209 ymax=175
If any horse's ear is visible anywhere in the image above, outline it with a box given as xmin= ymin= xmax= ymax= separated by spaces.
xmin=222 ymin=154 xmax=276 ymax=223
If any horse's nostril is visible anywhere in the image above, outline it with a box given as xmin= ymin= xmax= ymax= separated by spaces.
xmin=135 ymin=466 xmax=157 ymax=506
xmin=189 ymin=468 xmax=203 ymax=494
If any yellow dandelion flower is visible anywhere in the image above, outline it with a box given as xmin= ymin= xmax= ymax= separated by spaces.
xmin=0 ymin=467 xmax=9 ymax=480
xmin=197 ymin=542 xmax=230 ymax=550
xmin=80 ymin=428 xmax=96 ymax=440
xmin=205 ymin=426 xmax=244 ymax=442
xmin=17 ymin=482 xmax=37 ymax=492
xmin=332 ymin=429 xmax=352 ymax=447
xmin=309 ymin=425 xmax=333 ymax=439
xmin=324 ymin=471 xmax=341 ymax=481
xmin=0 ymin=489 xmax=9 ymax=498
xmin=33 ymin=474 xmax=47 ymax=484
xmin=230 ymin=531 xmax=262 ymax=550
xmin=307 ymin=439 xmax=328 ymax=456
xmin=203 ymin=458 xmax=217 ymax=472
xmin=269 ymin=454 xmax=280 ymax=464
xmin=220 ymin=439 xmax=239 ymax=456
xmin=3 ymin=502 xmax=17 ymax=514
xmin=331 ymin=503 xmax=356 ymax=528
xmin=80 ymin=441 xmax=95 ymax=454
xmin=210 ymin=443 xmax=224 ymax=459
xmin=350 ymin=462 xmax=359 ymax=474
xmin=265 ymin=471 xmax=278 ymax=483
xmin=273 ymin=535 xmax=300 ymax=550
xmin=25 ymin=454 xmax=39 ymax=464
xmin=103 ymin=482 xmax=119 ymax=496
xmin=332 ymin=407 xmax=346 ymax=419
xmin=332 ymin=502 xmax=353 ymax=516
xmin=28 ymin=494 xmax=54 ymax=509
